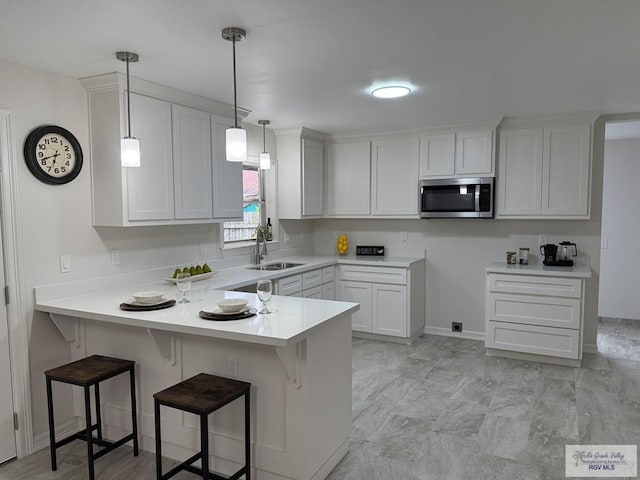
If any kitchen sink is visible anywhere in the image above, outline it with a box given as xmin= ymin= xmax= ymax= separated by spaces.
xmin=246 ymin=262 xmax=304 ymax=271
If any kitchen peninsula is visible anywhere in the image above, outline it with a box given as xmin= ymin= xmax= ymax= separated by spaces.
xmin=35 ymin=277 xmax=359 ymax=480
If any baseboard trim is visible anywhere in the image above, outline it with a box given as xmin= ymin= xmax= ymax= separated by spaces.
xmin=423 ymin=326 xmax=485 ymax=342
xmin=485 ymin=347 xmax=581 ymax=367
xmin=310 ymin=438 xmax=350 ymax=480
xmin=32 ymin=418 xmax=80 ymax=452
xmin=583 ymin=343 xmax=598 ymax=354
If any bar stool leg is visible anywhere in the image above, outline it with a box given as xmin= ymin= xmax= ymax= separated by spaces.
xmin=94 ymin=382 xmax=102 ymax=441
xmin=84 ymin=386 xmax=95 ymax=480
xmin=200 ymin=414 xmax=209 ymax=480
xmin=154 ymin=399 xmax=162 ymax=480
xmin=245 ymin=390 xmax=251 ymax=480
xmin=129 ymin=366 xmax=139 ymax=456
xmin=46 ymin=377 xmax=57 ymax=471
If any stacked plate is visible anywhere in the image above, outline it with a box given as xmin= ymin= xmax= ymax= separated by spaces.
xmin=199 ymin=299 xmax=256 ymax=321
xmin=120 ymin=291 xmax=176 ymax=311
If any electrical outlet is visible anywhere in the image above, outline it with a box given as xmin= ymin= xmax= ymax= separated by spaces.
xmin=284 ymin=232 xmax=290 ymax=243
xmin=199 ymin=241 xmax=207 ymax=255
xmin=111 ymin=249 xmax=120 ymax=265
xmin=59 ymin=255 xmax=71 ymax=273
xmin=601 ymin=237 xmax=608 ymax=249
xmin=400 ymin=231 xmax=408 ymax=243
xmin=451 ymin=322 xmax=463 ymax=333
xmin=538 ymin=235 xmax=547 ymax=246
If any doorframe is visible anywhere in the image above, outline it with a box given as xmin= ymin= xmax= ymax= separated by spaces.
xmin=0 ymin=108 xmax=33 ymax=457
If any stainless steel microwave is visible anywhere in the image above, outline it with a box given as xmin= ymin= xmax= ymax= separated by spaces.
xmin=419 ymin=177 xmax=494 ymax=218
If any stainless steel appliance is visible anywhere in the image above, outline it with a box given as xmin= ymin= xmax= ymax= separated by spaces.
xmin=558 ymin=241 xmax=578 ymax=261
xmin=419 ymin=177 xmax=494 ymax=219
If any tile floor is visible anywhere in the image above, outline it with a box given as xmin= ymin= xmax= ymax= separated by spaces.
xmin=0 ymin=321 xmax=638 ymax=480
xmin=327 ymin=321 xmax=640 ymax=480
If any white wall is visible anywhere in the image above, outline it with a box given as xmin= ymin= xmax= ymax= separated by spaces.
xmin=599 ymin=138 xmax=640 ymax=319
xmin=0 ymin=59 xmax=289 ymax=447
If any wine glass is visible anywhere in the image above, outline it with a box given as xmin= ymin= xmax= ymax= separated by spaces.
xmin=256 ymin=279 xmax=272 ymax=314
xmin=176 ymin=272 xmax=191 ymax=303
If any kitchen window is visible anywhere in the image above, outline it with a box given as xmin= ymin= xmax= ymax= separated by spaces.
xmin=223 ymin=163 xmax=266 ymax=244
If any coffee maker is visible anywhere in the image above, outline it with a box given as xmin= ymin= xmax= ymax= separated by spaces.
xmin=540 ymin=242 xmax=577 ymax=266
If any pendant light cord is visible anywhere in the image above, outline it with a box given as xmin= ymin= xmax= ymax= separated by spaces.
xmin=232 ymin=38 xmax=238 ymax=128
xmin=125 ymin=56 xmax=132 ymax=138
xmin=262 ymin=122 xmax=266 ymax=151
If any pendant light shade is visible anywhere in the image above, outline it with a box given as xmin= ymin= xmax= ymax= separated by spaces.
xmin=226 ymin=127 xmax=247 ymax=162
xmin=116 ymin=51 xmax=140 ymax=167
xmin=222 ymin=27 xmax=247 ymax=163
xmin=121 ymin=137 xmax=140 ymax=167
xmin=258 ymin=119 xmax=271 ymax=170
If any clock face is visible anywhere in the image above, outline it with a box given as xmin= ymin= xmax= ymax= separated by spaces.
xmin=24 ymin=125 xmax=83 ymax=184
xmin=34 ymin=132 xmax=77 ymax=178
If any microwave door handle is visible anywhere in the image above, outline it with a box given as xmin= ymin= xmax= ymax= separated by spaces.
xmin=474 ymin=186 xmax=480 ymax=212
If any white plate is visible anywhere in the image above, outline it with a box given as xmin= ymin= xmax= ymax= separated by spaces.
xmin=201 ymin=305 xmax=253 ymax=316
xmin=164 ymin=271 xmax=214 ymax=283
xmin=125 ymin=297 xmax=170 ymax=307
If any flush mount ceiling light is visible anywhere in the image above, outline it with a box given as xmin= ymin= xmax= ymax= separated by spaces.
xmin=116 ymin=51 xmax=140 ymax=167
xmin=258 ymin=120 xmax=271 ymax=170
xmin=371 ymin=85 xmax=411 ymax=99
xmin=222 ymin=27 xmax=247 ymax=162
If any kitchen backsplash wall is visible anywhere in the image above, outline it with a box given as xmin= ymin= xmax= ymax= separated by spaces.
xmin=314 ymin=214 xmax=603 ymax=345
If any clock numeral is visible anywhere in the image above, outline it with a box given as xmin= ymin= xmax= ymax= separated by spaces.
xmin=43 ymin=139 xmax=50 ymax=145
xmin=40 ymin=159 xmax=47 ymax=166
xmin=61 ymin=167 xmax=66 ymax=173
xmin=65 ymin=161 xmax=70 ymax=166
xmin=38 ymin=151 xmax=44 ymax=159
xmin=64 ymin=146 xmax=70 ymax=152
xmin=54 ymin=167 xmax=60 ymax=174
xmin=38 ymin=143 xmax=46 ymax=150
xmin=46 ymin=166 xmax=52 ymax=172
xmin=51 ymin=137 xmax=58 ymax=144
xmin=66 ymin=153 xmax=71 ymax=159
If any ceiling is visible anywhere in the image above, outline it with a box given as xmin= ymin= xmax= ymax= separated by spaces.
xmin=1 ymin=0 xmax=640 ymax=136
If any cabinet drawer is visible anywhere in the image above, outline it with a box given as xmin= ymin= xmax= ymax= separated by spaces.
xmin=487 ymin=293 xmax=581 ymax=329
xmin=486 ymin=321 xmax=580 ymax=359
xmin=488 ymin=274 xmax=582 ymax=298
xmin=322 ymin=266 xmax=335 ymax=284
xmin=339 ymin=265 xmax=406 ymax=285
xmin=302 ymin=269 xmax=323 ymax=290
xmin=277 ymin=274 xmax=302 ymax=296
xmin=303 ymin=285 xmax=323 ymax=299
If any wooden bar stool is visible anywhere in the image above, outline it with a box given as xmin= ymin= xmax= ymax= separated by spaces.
xmin=45 ymin=355 xmax=139 ymax=480
xmin=154 ymin=373 xmax=251 ymax=480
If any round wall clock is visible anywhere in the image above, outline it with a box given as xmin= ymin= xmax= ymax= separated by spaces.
xmin=23 ymin=125 xmax=83 ymax=185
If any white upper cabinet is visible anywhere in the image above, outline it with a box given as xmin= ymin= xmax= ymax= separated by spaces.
xmin=455 ymin=130 xmax=493 ymax=175
xmin=276 ymin=128 xmax=325 ymax=219
xmin=420 ymin=129 xmax=494 ymax=178
xmin=211 ymin=115 xmax=242 ymax=219
xmin=497 ymin=123 xmax=591 ymax=219
xmin=81 ymin=73 xmax=243 ymax=226
xmin=419 ymin=134 xmax=455 ymax=177
xmin=371 ymin=137 xmax=419 ymax=216
xmin=326 ymin=141 xmax=371 ymax=216
xmin=126 ymin=93 xmax=174 ymax=221
xmin=172 ymin=104 xmax=212 ymax=220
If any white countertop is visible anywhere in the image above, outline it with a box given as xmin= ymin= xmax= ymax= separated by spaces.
xmin=485 ymin=261 xmax=592 ymax=278
xmin=36 ymin=285 xmax=359 ymax=348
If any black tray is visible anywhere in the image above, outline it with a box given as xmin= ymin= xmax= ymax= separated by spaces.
xmin=543 ymin=259 xmax=574 ymax=267
xmin=199 ymin=308 xmax=257 ymax=321
xmin=120 ymin=299 xmax=176 ymax=311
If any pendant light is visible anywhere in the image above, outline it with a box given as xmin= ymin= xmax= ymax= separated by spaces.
xmin=222 ymin=27 xmax=247 ymax=162
xmin=258 ymin=120 xmax=271 ymax=170
xmin=116 ymin=51 xmax=140 ymax=167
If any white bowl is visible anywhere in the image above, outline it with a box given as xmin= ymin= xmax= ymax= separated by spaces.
xmin=132 ymin=291 xmax=165 ymax=304
xmin=216 ymin=298 xmax=249 ymax=313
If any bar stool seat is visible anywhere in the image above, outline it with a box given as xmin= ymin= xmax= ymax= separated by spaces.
xmin=45 ymin=355 xmax=139 ymax=480
xmin=154 ymin=373 xmax=251 ymax=480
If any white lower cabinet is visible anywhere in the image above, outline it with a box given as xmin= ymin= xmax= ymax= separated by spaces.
xmin=338 ymin=261 xmax=425 ymax=341
xmin=276 ymin=266 xmax=335 ymax=299
xmin=485 ymin=271 xmax=586 ymax=364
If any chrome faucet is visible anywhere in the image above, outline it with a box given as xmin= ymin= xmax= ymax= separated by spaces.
xmin=254 ymin=225 xmax=268 ymax=264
